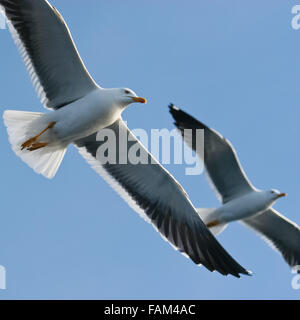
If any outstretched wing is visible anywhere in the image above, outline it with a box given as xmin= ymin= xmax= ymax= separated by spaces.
xmin=0 ymin=0 xmax=98 ymax=109
xmin=74 ymin=118 xmax=250 ymax=277
xmin=242 ymin=209 xmax=300 ymax=271
xmin=169 ymin=105 xmax=254 ymax=203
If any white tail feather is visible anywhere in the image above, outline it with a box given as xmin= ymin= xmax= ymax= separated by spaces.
xmin=196 ymin=208 xmax=228 ymax=236
xmin=3 ymin=110 xmax=66 ymax=179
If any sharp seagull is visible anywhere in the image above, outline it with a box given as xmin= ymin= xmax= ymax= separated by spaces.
xmin=170 ymin=104 xmax=300 ymax=272
xmin=1 ymin=0 xmax=250 ymax=277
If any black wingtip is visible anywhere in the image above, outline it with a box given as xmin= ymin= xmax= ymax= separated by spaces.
xmin=168 ymin=103 xmax=192 ymax=120
xmin=234 ymin=269 xmax=252 ymax=278
xmin=231 ymin=267 xmax=252 ymax=278
xmin=168 ymin=103 xmax=209 ymax=130
xmin=168 ymin=103 xmax=176 ymax=110
xmin=228 ymin=265 xmax=252 ymax=278
xmin=168 ymin=103 xmax=180 ymax=113
xmin=236 ymin=264 xmax=253 ymax=277
xmin=168 ymin=103 xmax=188 ymax=125
xmin=246 ymin=269 xmax=253 ymax=276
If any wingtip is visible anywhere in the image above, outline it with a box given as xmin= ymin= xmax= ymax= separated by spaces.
xmin=168 ymin=103 xmax=188 ymax=119
xmin=168 ymin=103 xmax=184 ymax=126
xmin=235 ymin=268 xmax=252 ymax=278
xmin=203 ymin=266 xmax=252 ymax=278
xmin=168 ymin=103 xmax=178 ymax=111
xmin=228 ymin=269 xmax=252 ymax=279
xmin=245 ymin=269 xmax=253 ymax=276
xmin=229 ymin=268 xmax=252 ymax=278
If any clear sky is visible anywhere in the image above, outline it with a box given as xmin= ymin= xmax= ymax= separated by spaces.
xmin=0 ymin=0 xmax=300 ymax=299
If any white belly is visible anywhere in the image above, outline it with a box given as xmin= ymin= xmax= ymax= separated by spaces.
xmin=43 ymin=89 xmax=121 ymax=144
xmin=218 ymin=191 xmax=269 ymax=223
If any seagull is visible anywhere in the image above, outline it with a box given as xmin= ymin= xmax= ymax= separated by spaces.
xmin=0 ymin=0 xmax=250 ymax=277
xmin=170 ymin=104 xmax=300 ymax=272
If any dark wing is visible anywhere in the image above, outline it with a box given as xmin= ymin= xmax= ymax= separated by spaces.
xmin=74 ymin=118 xmax=250 ymax=277
xmin=0 ymin=0 xmax=98 ymax=109
xmin=169 ymin=104 xmax=254 ymax=203
xmin=242 ymin=209 xmax=300 ymax=271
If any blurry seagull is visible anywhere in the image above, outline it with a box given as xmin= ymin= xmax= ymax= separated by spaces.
xmin=0 ymin=0 xmax=250 ymax=277
xmin=170 ymin=104 xmax=300 ymax=272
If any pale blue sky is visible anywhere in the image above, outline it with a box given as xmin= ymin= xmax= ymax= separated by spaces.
xmin=0 ymin=0 xmax=300 ymax=299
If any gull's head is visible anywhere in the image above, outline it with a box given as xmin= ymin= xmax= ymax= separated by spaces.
xmin=264 ymin=189 xmax=287 ymax=204
xmin=250 ymin=189 xmax=287 ymax=214
xmin=114 ymin=88 xmax=147 ymax=108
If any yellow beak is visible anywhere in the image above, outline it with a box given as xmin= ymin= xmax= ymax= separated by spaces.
xmin=277 ymin=193 xmax=287 ymax=199
xmin=132 ymin=97 xmax=147 ymax=104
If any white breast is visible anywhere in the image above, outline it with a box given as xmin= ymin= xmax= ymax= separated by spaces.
xmin=218 ymin=191 xmax=270 ymax=223
xmin=48 ymin=88 xmax=122 ymax=143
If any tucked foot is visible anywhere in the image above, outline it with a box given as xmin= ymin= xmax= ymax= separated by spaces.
xmin=206 ymin=220 xmax=220 ymax=228
xmin=28 ymin=142 xmax=48 ymax=151
xmin=21 ymin=137 xmax=38 ymax=150
xmin=20 ymin=121 xmax=56 ymax=151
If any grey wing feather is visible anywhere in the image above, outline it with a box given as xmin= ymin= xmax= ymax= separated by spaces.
xmin=169 ymin=105 xmax=254 ymax=203
xmin=0 ymin=0 xmax=98 ymax=109
xmin=242 ymin=209 xmax=300 ymax=271
xmin=74 ymin=118 xmax=250 ymax=277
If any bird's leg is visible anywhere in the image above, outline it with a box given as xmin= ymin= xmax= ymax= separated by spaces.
xmin=21 ymin=121 xmax=56 ymax=151
xmin=27 ymin=142 xmax=49 ymax=151
xmin=206 ymin=220 xmax=220 ymax=228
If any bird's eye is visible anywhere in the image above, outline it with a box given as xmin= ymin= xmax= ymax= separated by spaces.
xmin=124 ymin=90 xmax=130 ymax=94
